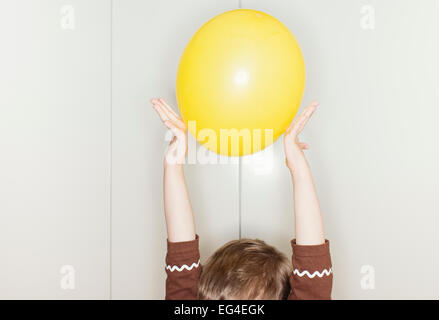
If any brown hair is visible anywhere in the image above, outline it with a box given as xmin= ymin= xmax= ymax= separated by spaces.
xmin=199 ymin=239 xmax=291 ymax=300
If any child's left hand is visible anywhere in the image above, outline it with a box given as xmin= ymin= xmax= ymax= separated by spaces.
xmin=151 ymin=98 xmax=187 ymax=166
xmin=284 ymin=101 xmax=318 ymax=173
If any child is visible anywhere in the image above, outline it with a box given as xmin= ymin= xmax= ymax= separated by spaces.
xmin=151 ymin=98 xmax=332 ymax=300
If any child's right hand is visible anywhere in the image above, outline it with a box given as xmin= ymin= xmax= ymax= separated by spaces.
xmin=151 ymin=98 xmax=187 ymax=166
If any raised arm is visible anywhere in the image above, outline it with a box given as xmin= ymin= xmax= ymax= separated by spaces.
xmin=284 ymin=101 xmax=332 ymax=300
xmin=151 ymin=98 xmax=195 ymax=242
xmin=284 ymin=101 xmax=324 ymax=245
xmin=151 ymin=98 xmax=200 ymax=300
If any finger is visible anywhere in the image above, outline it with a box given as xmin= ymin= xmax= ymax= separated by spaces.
xmin=159 ymin=98 xmax=180 ymax=119
xmin=286 ymin=112 xmax=306 ymax=135
xmin=299 ymin=142 xmax=309 ymax=150
xmin=152 ymin=103 xmax=170 ymax=123
xmin=169 ymin=115 xmax=186 ymax=131
xmin=289 ymin=104 xmax=317 ymax=137
xmin=286 ymin=112 xmax=303 ymax=132
xmin=309 ymin=100 xmax=319 ymax=108
xmin=287 ymin=114 xmax=307 ymax=137
xmin=286 ymin=101 xmax=319 ymax=132
xmin=156 ymin=99 xmax=186 ymax=130
xmin=163 ymin=119 xmax=177 ymax=130
xmin=152 ymin=101 xmax=185 ymax=131
xmin=154 ymin=98 xmax=178 ymax=121
xmin=298 ymin=104 xmax=317 ymax=127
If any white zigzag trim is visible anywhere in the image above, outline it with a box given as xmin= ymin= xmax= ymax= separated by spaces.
xmin=166 ymin=259 xmax=200 ymax=272
xmin=293 ymin=267 xmax=332 ymax=278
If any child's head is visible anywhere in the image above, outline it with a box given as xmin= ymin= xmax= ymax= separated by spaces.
xmin=199 ymin=239 xmax=291 ymax=300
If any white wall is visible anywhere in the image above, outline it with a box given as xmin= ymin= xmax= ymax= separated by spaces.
xmin=0 ymin=0 xmax=111 ymax=299
xmin=1 ymin=0 xmax=439 ymax=299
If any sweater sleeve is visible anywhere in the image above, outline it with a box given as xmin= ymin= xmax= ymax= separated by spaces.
xmin=165 ymin=235 xmax=201 ymax=300
xmin=288 ymin=239 xmax=333 ymax=300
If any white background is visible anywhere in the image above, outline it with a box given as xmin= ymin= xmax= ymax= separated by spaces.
xmin=0 ymin=0 xmax=438 ymax=299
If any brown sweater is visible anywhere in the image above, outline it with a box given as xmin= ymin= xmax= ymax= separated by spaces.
xmin=165 ymin=235 xmax=332 ymax=300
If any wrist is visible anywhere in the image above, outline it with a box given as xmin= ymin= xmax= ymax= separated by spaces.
xmin=286 ymin=154 xmax=307 ymax=173
xmin=288 ymin=158 xmax=309 ymax=178
xmin=164 ymin=161 xmax=184 ymax=172
xmin=290 ymin=168 xmax=309 ymax=183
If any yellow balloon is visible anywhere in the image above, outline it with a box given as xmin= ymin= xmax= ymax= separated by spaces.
xmin=176 ymin=9 xmax=305 ymax=156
